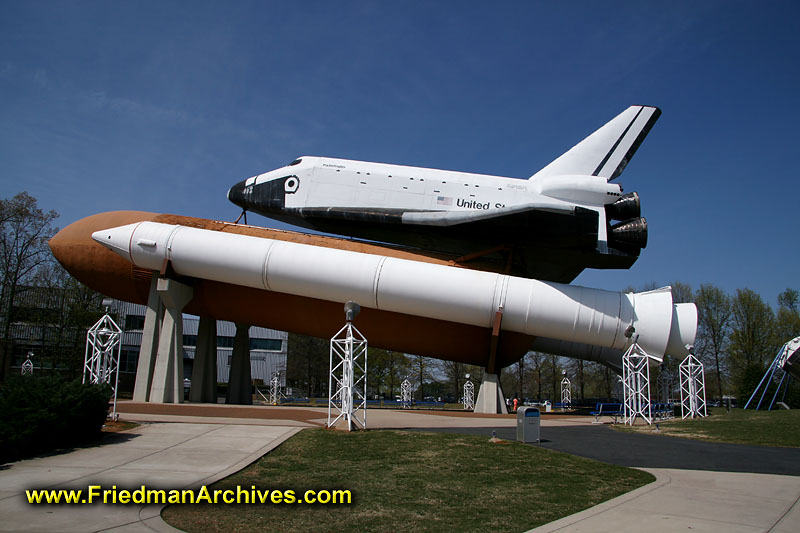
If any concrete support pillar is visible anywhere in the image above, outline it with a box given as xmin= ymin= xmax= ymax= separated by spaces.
xmin=226 ymin=322 xmax=252 ymax=405
xmin=133 ymin=276 xmax=164 ymax=402
xmin=474 ymin=373 xmax=509 ymax=414
xmin=189 ymin=316 xmax=218 ymax=403
xmin=149 ymin=278 xmax=193 ymax=404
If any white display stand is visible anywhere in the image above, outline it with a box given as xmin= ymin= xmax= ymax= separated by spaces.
xmin=679 ymin=353 xmax=707 ymax=419
xmin=21 ymin=352 xmax=34 ymax=376
xmin=561 ymin=375 xmax=572 ymax=407
xmin=83 ymin=313 xmax=122 ymax=419
xmin=327 ymin=303 xmax=368 ymax=431
xmin=401 ymin=379 xmax=412 ymax=409
xmin=463 ymin=379 xmax=475 ymax=410
xmin=622 ymin=342 xmax=655 ymax=426
xmin=269 ymin=371 xmax=285 ymax=405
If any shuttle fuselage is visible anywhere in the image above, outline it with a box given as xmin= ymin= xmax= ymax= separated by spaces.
xmin=228 ymin=106 xmax=659 ymax=283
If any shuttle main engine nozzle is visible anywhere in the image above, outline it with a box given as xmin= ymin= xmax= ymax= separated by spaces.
xmin=606 ymin=191 xmax=641 ymax=220
xmin=609 ymin=217 xmax=648 ymax=249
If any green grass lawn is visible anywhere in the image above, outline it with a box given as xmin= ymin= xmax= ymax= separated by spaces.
xmin=614 ymin=408 xmax=800 ymax=447
xmin=162 ymin=429 xmax=653 ymax=533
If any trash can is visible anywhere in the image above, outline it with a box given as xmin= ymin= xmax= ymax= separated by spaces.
xmin=516 ymin=406 xmax=540 ymax=443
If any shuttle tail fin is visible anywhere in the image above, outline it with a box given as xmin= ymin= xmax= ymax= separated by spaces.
xmin=529 ymin=105 xmax=661 ymax=181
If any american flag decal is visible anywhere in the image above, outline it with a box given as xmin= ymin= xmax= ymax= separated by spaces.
xmin=436 ymin=196 xmax=452 ymax=206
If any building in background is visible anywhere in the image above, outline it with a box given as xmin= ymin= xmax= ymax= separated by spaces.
xmin=1 ymin=286 xmax=287 ymax=396
xmin=115 ymin=300 xmax=287 ymax=394
xmin=1 ymin=284 xmax=102 ymax=378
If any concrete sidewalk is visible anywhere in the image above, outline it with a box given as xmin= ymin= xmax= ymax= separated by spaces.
xmin=0 ymin=423 xmax=301 ymax=532
xmin=528 ymin=468 xmax=800 ymax=533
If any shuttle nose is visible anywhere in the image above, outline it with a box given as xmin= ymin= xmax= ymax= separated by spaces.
xmin=227 ymin=179 xmax=249 ymax=209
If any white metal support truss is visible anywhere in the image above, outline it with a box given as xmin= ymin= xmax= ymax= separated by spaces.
xmin=83 ymin=313 xmax=122 ymax=419
xmin=561 ymin=376 xmax=572 ymax=407
xmin=269 ymin=372 xmax=285 ymax=405
xmin=327 ymin=321 xmax=368 ymax=431
xmin=401 ymin=379 xmax=412 ymax=408
xmin=21 ymin=352 xmax=34 ymax=376
xmin=622 ymin=342 xmax=654 ymax=425
xmin=463 ymin=379 xmax=475 ymax=410
xmin=679 ymin=353 xmax=707 ymax=419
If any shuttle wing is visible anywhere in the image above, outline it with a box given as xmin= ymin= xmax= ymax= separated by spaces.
xmin=530 ymin=105 xmax=661 ymax=181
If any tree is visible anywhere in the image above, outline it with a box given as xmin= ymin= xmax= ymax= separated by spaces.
xmin=566 ymin=357 xmax=585 ymax=401
xmin=383 ymin=350 xmax=410 ymax=399
xmin=543 ymin=354 xmax=564 ymax=400
xmin=622 ymin=281 xmax=658 ymax=294
xmin=778 ymin=288 xmax=799 ymax=313
xmin=729 ymin=288 xmax=775 ymax=392
xmin=695 ymin=284 xmax=732 ymax=400
xmin=367 ymin=348 xmax=410 ymax=399
xmin=774 ymin=288 xmax=800 ymax=351
xmin=286 ymin=333 xmax=329 ymax=397
xmin=438 ymin=359 xmax=466 ymax=401
xmin=525 ymin=352 xmax=547 ymax=400
xmin=759 ymin=289 xmax=800 ymax=408
xmin=0 ymin=192 xmax=59 ymax=380
xmin=595 ymin=362 xmax=617 ymax=399
xmin=29 ymin=262 xmax=104 ymax=376
xmin=366 ymin=347 xmax=391 ymax=398
xmin=774 ymin=307 xmax=800 ymax=347
xmin=512 ymin=355 xmax=526 ymax=399
xmin=409 ymin=354 xmax=436 ymax=400
xmin=670 ymin=281 xmax=694 ymax=304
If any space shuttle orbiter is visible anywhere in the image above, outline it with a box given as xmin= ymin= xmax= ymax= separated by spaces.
xmin=228 ymin=105 xmax=661 ymax=283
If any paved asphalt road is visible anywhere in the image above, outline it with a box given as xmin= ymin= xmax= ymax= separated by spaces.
xmin=427 ymin=425 xmax=800 ymax=476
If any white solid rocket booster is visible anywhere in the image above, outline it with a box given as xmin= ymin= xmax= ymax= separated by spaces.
xmin=93 ymin=221 xmax=697 ymax=359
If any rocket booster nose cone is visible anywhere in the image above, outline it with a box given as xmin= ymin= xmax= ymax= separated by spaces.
xmin=91 ymin=223 xmax=140 ymax=260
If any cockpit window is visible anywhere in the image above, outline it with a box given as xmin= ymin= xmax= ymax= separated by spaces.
xmin=288 ymin=158 xmax=302 ymax=166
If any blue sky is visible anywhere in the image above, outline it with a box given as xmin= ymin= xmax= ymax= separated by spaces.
xmin=2 ymin=1 xmax=798 ymax=306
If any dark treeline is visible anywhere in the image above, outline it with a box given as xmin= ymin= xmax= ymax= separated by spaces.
xmin=0 ymin=192 xmax=105 ymax=381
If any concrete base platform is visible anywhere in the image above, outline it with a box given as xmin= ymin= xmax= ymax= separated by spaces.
xmin=115 ymin=400 xmax=593 ymax=429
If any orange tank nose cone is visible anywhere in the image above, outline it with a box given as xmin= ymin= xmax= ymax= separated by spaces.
xmin=49 ymin=211 xmax=159 ymax=303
